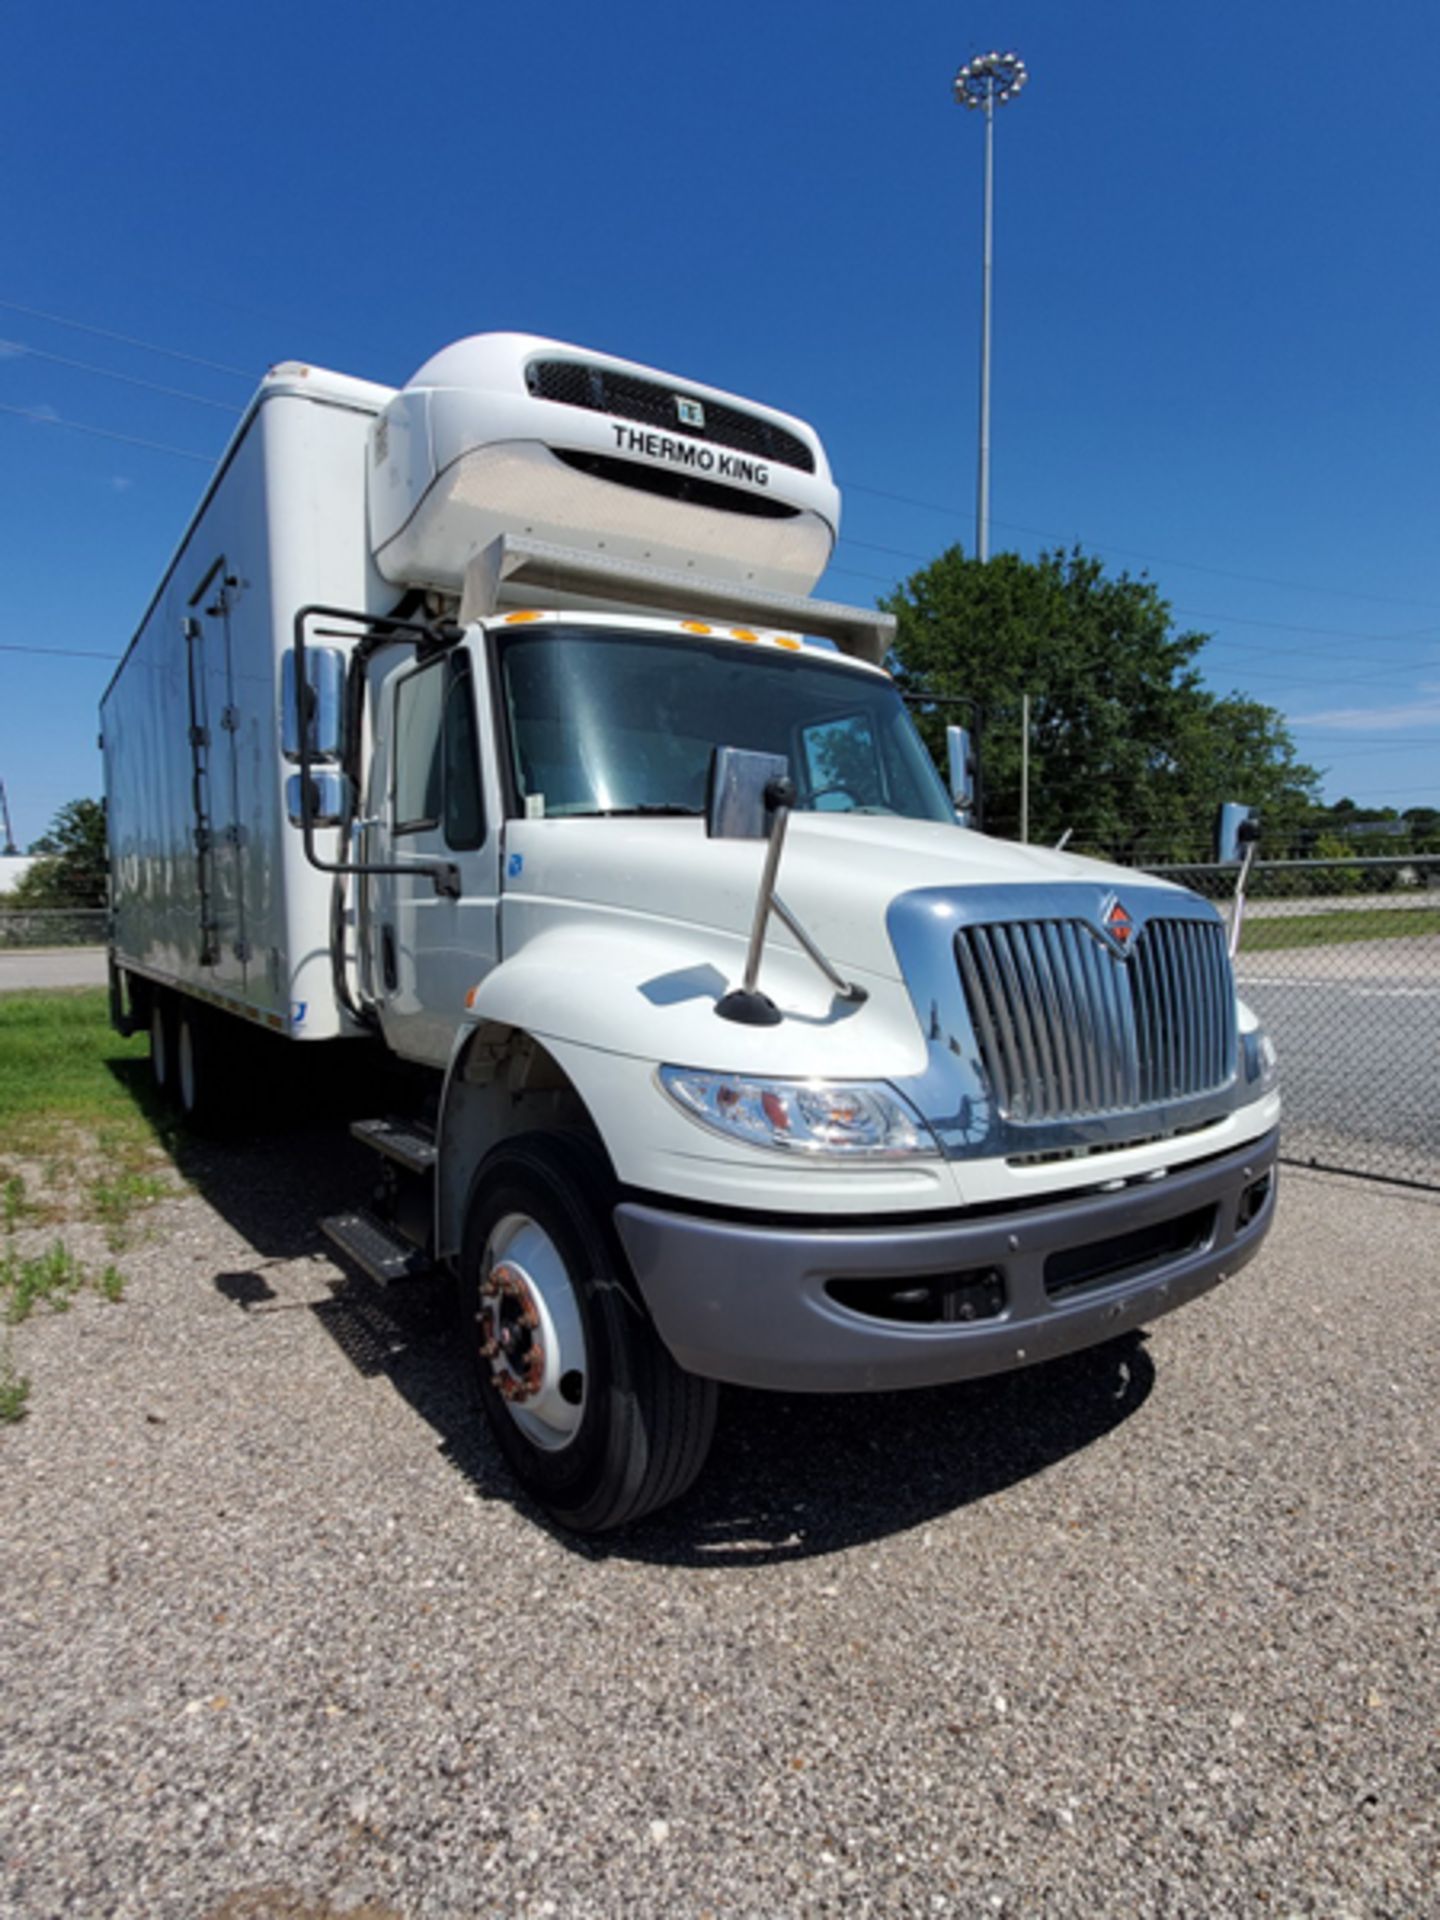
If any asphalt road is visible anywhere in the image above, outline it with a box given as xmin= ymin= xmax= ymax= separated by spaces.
xmin=1 ymin=1120 xmax=1436 ymax=1919
xmin=0 ymin=946 xmax=108 ymax=992
xmin=1237 ymin=935 xmax=1439 ymax=1186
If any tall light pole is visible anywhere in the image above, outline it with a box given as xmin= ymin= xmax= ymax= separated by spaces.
xmin=954 ymin=50 xmax=1027 ymax=564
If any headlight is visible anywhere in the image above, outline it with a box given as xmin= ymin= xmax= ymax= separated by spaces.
xmin=1241 ymin=1026 xmax=1279 ymax=1094
xmin=659 ymin=1068 xmax=940 ymax=1159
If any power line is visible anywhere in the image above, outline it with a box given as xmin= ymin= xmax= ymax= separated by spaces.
xmin=0 ymin=297 xmax=1428 ymax=621
xmin=0 ymin=298 xmax=255 ymax=379
xmin=0 ymin=339 xmax=244 ymax=413
xmin=839 ymin=481 xmax=1440 ymax=613
xmin=0 ymin=401 xmax=216 ymax=462
xmin=835 ymin=537 xmax=1439 ymax=651
xmin=0 ymin=641 xmax=121 ymax=660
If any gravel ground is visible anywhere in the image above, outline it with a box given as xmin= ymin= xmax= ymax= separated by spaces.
xmin=1 ymin=1129 xmax=1436 ymax=1920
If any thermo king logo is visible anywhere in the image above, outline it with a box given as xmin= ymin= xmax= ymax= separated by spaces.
xmin=675 ymin=396 xmax=706 ymax=428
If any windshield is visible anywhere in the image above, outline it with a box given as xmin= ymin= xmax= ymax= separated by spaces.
xmin=498 ymin=628 xmax=955 ymax=823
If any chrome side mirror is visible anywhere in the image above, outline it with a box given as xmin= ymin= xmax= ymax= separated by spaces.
xmin=945 ymin=724 xmax=975 ymax=814
xmin=282 ymin=645 xmax=346 ymax=763
xmin=1214 ymin=802 xmax=1259 ymax=865
xmin=706 ymin=746 xmax=791 ymax=841
xmin=286 ymin=769 xmax=351 ymax=829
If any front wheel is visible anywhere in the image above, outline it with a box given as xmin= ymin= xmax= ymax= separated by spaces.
xmin=460 ymin=1134 xmax=717 ymax=1533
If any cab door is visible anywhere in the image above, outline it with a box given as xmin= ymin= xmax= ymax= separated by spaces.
xmin=368 ymin=648 xmax=500 ymax=1065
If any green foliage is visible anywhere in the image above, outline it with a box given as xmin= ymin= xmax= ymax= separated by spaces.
xmin=883 ymin=546 xmax=1322 ymax=859
xmin=11 ymin=798 xmax=107 ymax=908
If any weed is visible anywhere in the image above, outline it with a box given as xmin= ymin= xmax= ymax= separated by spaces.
xmin=2 ymin=1173 xmax=27 ymax=1234
xmin=90 ymin=1169 xmax=170 ymax=1248
xmin=2 ymin=1240 xmax=86 ymax=1324
xmin=0 ymin=1342 xmax=29 ymax=1424
xmin=98 ymin=1264 xmax=125 ymax=1304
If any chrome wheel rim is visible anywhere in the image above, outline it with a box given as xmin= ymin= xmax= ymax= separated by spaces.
xmin=478 ymin=1211 xmax=587 ymax=1451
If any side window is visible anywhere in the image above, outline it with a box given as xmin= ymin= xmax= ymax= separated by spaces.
xmin=442 ymin=657 xmax=484 ymax=850
xmin=393 ymin=655 xmax=485 ymax=848
xmin=800 ymin=713 xmax=884 ymax=810
xmin=394 ymin=661 xmax=445 ymax=833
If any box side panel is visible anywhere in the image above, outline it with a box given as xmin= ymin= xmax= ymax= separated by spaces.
xmin=104 ymin=577 xmax=201 ymax=983
xmin=104 ymin=390 xmax=387 ymax=1040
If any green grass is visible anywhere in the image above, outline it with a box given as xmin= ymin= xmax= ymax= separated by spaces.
xmin=0 ymin=989 xmax=176 ymax=1238
xmin=0 ymin=989 xmax=158 ymax=1158
xmin=1241 ymin=907 xmax=1440 ymax=952
xmin=0 ymin=991 xmax=166 ymax=1428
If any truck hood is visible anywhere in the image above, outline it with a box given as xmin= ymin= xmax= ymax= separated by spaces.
xmin=502 ymin=814 xmax=1182 ymax=981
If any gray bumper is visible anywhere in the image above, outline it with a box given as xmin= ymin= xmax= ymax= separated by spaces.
xmin=614 ymin=1130 xmax=1278 ymax=1392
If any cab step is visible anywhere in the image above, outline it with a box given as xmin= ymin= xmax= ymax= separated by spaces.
xmin=350 ymin=1116 xmax=437 ymax=1175
xmin=321 ymin=1208 xmax=433 ymax=1286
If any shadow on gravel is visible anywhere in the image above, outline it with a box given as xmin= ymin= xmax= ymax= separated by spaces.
xmin=110 ymin=1058 xmax=1157 ymax=1563
xmin=589 ymin=1334 xmax=1154 ymax=1567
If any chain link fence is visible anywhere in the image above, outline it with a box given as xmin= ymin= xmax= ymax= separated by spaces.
xmin=1129 ymin=855 xmax=1440 ymax=1191
xmin=4 ymin=848 xmax=1436 ymax=1187
xmin=0 ymin=908 xmax=108 ymax=949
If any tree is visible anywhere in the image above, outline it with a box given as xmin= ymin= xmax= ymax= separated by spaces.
xmin=882 ymin=545 xmax=1321 ymax=861
xmin=9 ymin=799 xmax=108 ymax=908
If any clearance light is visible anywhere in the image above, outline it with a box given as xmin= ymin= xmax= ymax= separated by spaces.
xmin=659 ymin=1068 xmax=939 ymax=1159
xmin=504 ymin=610 xmax=545 ymax=624
xmin=681 ymin=621 xmax=713 ymax=634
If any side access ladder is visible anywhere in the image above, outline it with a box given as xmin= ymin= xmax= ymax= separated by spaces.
xmin=321 ymin=1117 xmax=438 ymax=1284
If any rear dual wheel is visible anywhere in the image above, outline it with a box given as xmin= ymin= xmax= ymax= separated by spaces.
xmin=148 ymin=995 xmax=173 ymax=1094
xmin=461 ymin=1134 xmax=717 ymax=1533
xmin=148 ymin=992 xmax=235 ymax=1132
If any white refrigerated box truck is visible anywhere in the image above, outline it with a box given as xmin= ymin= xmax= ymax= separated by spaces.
xmin=103 ymin=332 xmax=1280 ymax=1530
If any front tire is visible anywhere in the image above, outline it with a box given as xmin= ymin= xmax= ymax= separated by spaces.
xmin=460 ymin=1134 xmax=717 ymax=1533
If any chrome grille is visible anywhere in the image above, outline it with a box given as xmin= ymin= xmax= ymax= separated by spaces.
xmin=955 ymin=916 xmax=1236 ymax=1122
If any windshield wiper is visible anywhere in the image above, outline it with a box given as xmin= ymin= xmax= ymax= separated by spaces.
xmin=573 ymin=804 xmax=701 ymax=818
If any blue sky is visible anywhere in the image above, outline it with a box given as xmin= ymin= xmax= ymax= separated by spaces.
xmin=2 ymin=0 xmax=1437 ymax=850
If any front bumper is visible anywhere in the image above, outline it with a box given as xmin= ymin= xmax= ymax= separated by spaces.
xmin=614 ymin=1129 xmax=1278 ymax=1391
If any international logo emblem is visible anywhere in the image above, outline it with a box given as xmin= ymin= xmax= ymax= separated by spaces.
xmin=1102 ymin=896 xmax=1135 ymax=952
